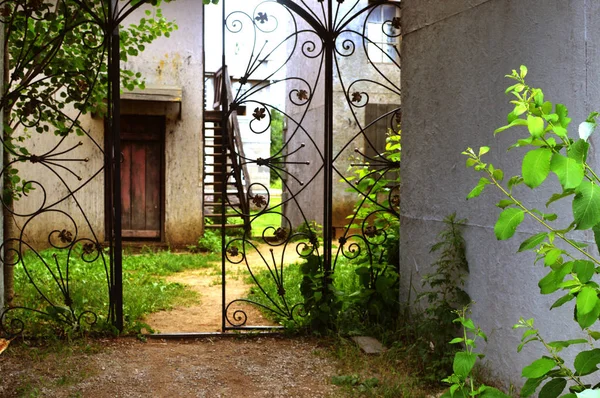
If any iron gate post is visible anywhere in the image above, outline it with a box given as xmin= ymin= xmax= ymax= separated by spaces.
xmin=109 ymin=0 xmax=124 ymax=332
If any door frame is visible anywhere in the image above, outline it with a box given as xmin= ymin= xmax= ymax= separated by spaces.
xmin=105 ymin=114 xmax=166 ymax=242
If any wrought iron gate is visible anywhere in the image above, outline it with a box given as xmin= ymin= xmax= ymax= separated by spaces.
xmin=0 ymin=0 xmax=400 ymax=335
xmin=217 ymin=0 xmax=401 ymax=330
xmin=0 ymin=0 xmax=131 ymax=335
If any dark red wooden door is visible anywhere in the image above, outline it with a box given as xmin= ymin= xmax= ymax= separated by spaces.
xmin=120 ymin=116 xmax=163 ymax=239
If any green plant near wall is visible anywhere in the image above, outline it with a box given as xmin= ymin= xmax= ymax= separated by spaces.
xmin=414 ymin=213 xmax=471 ymax=383
xmin=441 ymin=306 xmax=509 ymax=398
xmin=464 ymin=66 xmax=600 ymax=396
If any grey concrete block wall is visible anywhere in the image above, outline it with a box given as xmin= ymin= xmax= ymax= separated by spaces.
xmin=401 ymin=0 xmax=599 ymax=387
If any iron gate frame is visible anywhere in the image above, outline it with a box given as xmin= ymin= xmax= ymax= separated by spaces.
xmin=0 ymin=0 xmax=400 ymax=336
xmin=216 ymin=0 xmax=401 ymax=332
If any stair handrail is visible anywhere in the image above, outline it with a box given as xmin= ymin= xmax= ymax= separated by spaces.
xmin=213 ymin=66 xmax=252 ymax=227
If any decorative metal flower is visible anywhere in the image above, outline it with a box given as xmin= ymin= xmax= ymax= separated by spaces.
xmin=296 ymin=89 xmax=309 ymax=101
xmin=83 ymin=243 xmax=97 ymax=255
xmin=58 ymin=229 xmax=73 ymax=243
xmin=274 ymin=227 xmax=288 ymax=240
xmin=338 ymin=236 xmax=347 ymax=245
xmin=351 ymin=92 xmax=362 ymax=103
xmin=392 ymin=17 xmax=401 ymax=30
xmin=255 ymin=12 xmax=268 ymax=24
xmin=253 ymin=107 xmax=266 ymax=121
xmin=227 ymin=246 xmax=240 ymax=257
xmin=252 ymin=194 xmax=267 ymax=208
xmin=277 ymin=286 xmax=286 ymax=297
xmin=391 ymin=195 xmax=400 ymax=207
xmin=364 ymin=226 xmax=379 ymax=238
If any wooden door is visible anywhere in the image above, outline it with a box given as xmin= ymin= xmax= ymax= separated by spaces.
xmin=120 ymin=115 xmax=164 ymax=239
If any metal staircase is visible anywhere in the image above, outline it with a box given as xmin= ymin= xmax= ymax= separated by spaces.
xmin=202 ymin=66 xmax=251 ymax=233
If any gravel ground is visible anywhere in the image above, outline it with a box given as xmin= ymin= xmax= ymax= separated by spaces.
xmin=0 ymin=336 xmax=339 ymax=397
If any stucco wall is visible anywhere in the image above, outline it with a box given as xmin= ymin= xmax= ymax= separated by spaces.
xmin=10 ymin=1 xmax=204 ymax=248
xmin=401 ymin=0 xmax=599 ymax=387
xmin=122 ymin=0 xmax=204 ymax=246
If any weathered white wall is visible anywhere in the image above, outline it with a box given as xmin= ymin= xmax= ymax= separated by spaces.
xmin=401 ymin=0 xmax=599 ymax=387
xmin=122 ymin=0 xmax=204 ymax=246
xmin=11 ymin=1 xmax=204 ymax=248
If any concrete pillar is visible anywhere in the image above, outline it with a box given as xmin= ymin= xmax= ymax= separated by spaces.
xmin=401 ymin=0 xmax=599 ymax=387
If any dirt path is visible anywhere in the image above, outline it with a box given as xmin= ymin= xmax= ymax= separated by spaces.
xmin=0 ymin=337 xmax=338 ymax=397
xmin=146 ymin=244 xmax=302 ymax=333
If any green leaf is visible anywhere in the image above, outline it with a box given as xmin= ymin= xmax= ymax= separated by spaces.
xmin=520 ymin=65 xmax=528 ymax=78
xmin=577 ymin=287 xmax=599 ymax=316
xmin=574 ymin=348 xmax=600 ymax=376
xmin=538 ymin=378 xmax=566 ymax=398
xmin=556 ymin=103 xmax=571 ymax=128
xmin=520 ymin=376 xmax=546 ymax=397
xmin=522 ymin=148 xmax=553 ymax=188
xmin=494 ymin=118 xmax=528 ymax=135
xmin=539 ymin=262 xmax=573 ymax=295
xmin=573 ymin=261 xmax=595 ymax=284
xmin=593 ymin=223 xmax=600 ymax=254
xmin=522 ymin=357 xmax=556 ymax=378
xmin=568 ymin=140 xmax=590 ymax=164
xmin=467 ymin=178 xmax=491 ymax=200
xmin=494 ymin=208 xmax=525 ymax=240
xmin=480 ymin=387 xmax=510 ymax=397
xmin=453 ymin=351 xmax=477 ymax=377
xmin=573 ymin=182 xmax=600 ymax=230
xmin=577 ymin=300 xmax=600 ymax=329
xmin=547 ymin=339 xmax=587 ymax=350
xmin=527 ymin=115 xmax=545 ymax=138
xmin=550 ymin=154 xmax=585 ymax=190
xmin=497 ymin=199 xmax=515 ymax=209
xmin=546 ymin=190 xmax=576 ymax=207
xmin=518 ymin=233 xmax=547 ymax=252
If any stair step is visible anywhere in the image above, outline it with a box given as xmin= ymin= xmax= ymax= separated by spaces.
xmin=204 ymin=181 xmax=237 ymax=185
xmin=204 ymin=213 xmax=243 ymax=218
xmin=204 ymin=201 xmax=241 ymax=206
xmin=205 ymin=224 xmax=246 ymax=229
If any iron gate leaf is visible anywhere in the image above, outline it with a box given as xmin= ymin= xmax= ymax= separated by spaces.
xmin=550 ymin=154 xmax=585 ymax=190
xmin=573 ymin=182 xmax=600 ymax=230
xmin=494 ymin=208 xmax=524 ymax=240
xmin=522 ymin=148 xmax=552 ymax=188
xmin=522 ymin=357 xmax=556 ymax=378
xmin=538 ymin=378 xmax=566 ymax=398
xmin=574 ymin=348 xmax=600 ymax=376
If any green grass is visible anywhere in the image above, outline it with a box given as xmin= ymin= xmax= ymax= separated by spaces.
xmin=7 ymin=246 xmax=218 ymax=337
xmin=246 ymin=253 xmax=362 ymax=327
